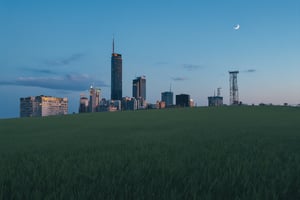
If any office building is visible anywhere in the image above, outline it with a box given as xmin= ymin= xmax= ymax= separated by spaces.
xmin=122 ymin=97 xmax=137 ymax=111
xmin=161 ymin=91 xmax=174 ymax=107
xmin=109 ymin=100 xmax=121 ymax=111
xmin=133 ymin=76 xmax=146 ymax=100
xmin=176 ymin=94 xmax=190 ymax=107
xmin=208 ymin=96 xmax=223 ymax=107
xmin=208 ymin=88 xmax=223 ymax=107
xmin=99 ymin=98 xmax=109 ymax=112
xmin=89 ymin=86 xmax=100 ymax=112
xmin=79 ymin=95 xmax=89 ymax=113
xmin=111 ymin=39 xmax=122 ymax=100
xmin=156 ymin=101 xmax=166 ymax=109
xmin=20 ymin=95 xmax=68 ymax=117
xmin=229 ymin=71 xmax=239 ymax=105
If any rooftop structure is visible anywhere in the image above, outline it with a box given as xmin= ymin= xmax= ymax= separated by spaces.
xmin=208 ymin=87 xmax=223 ymax=107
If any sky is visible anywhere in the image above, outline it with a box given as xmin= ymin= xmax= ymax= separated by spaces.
xmin=0 ymin=0 xmax=299 ymax=118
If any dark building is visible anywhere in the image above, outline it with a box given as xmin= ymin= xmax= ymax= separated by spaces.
xmin=161 ymin=91 xmax=174 ymax=107
xmin=132 ymin=76 xmax=146 ymax=100
xmin=208 ymin=96 xmax=223 ymax=107
xmin=111 ymin=39 xmax=122 ymax=100
xmin=176 ymin=94 xmax=190 ymax=107
xmin=79 ymin=96 xmax=89 ymax=113
xmin=122 ymin=97 xmax=137 ymax=111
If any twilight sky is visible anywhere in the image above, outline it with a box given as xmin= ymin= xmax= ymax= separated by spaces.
xmin=0 ymin=0 xmax=299 ymax=118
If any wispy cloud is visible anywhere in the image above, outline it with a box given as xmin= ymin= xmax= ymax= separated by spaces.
xmin=22 ymin=68 xmax=57 ymax=75
xmin=44 ymin=53 xmax=85 ymax=66
xmin=171 ymin=77 xmax=188 ymax=81
xmin=183 ymin=64 xmax=203 ymax=71
xmin=0 ymin=74 xmax=108 ymax=91
xmin=243 ymin=69 xmax=256 ymax=73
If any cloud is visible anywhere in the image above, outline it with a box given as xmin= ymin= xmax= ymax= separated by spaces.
xmin=22 ymin=68 xmax=57 ymax=75
xmin=44 ymin=53 xmax=85 ymax=66
xmin=243 ymin=69 xmax=256 ymax=73
xmin=183 ymin=64 xmax=202 ymax=71
xmin=171 ymin=77 xmax=188 ymax=81
xmin=0 ymin=74 xmax=108 ymax=91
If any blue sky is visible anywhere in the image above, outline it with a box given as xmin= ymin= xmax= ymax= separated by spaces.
xmin=0 ymin=0 xmax=299 ymax=118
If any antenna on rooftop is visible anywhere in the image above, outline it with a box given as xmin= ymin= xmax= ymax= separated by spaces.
xmin=112 ymin=35 xmax=115 ymax=53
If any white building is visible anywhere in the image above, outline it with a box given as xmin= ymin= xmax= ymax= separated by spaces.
xmin=20 ymin=95 xmax=68 ymax=117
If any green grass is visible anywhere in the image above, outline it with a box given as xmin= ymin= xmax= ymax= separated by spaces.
xmin=1 ymin=106 xmax=300 ymax=199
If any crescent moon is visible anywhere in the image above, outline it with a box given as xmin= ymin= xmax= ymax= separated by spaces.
xmin=234 ymin=24 xmax=240 ymax=30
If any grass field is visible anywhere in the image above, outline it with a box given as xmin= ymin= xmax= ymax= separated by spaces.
xmin=1 ymin=106 xmax=300 ymax=199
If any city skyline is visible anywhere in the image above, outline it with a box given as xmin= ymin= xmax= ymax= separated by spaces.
xmin=0 ymin=1 xmax=300 ymax=118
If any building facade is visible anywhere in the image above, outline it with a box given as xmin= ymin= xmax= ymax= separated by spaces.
xmin=176 ymin=94 xmax=190 ymax=107
xmin=111 ymin=40 xmax=122 ymax=100
xmin=229 ymin=71 xmax=239 ymax=105
xmin=132 ymin=76 xmax=146 ymax=100
xmin=20 ymin=95 xmax=68 ymax=117
xmin=20 ymin=96 xmax=41 ymax=117
xmin=89 ymin=86 xmax=101 ymax=112
xmin=122 ymin=97 xmax=137 ymax=111
xmin=208 ymin=96 xmax=223 ymax=107
xmin=79 ymin=96 xmax=89 ymax=113
xmin=161 ymin=91 xmax=174 ymax=107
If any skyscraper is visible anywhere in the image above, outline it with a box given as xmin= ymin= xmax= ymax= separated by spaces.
xmin=111 ymin=39 xmax=122 ymax=100
xmin=79 ymin=95 xmax=89 ymax=113
xmin=161 ymin=91 xmax=174 ymax=107
xmin=229 ymin=71 xmax=239 ymax=105
xmin=132 ymin=76 xmax=146 ymax=100
xmin=89 ymin=86 xmax=101 ymax=112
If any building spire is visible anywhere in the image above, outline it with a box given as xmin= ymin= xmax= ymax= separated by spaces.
xmin=112 ymin=36 xmax=115 ymax=53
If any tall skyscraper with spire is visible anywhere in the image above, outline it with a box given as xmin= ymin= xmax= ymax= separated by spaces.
xmin=111 ymin=38 xmax=122 ymax=100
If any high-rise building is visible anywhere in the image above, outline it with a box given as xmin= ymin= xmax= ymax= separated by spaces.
xmin=161 ymin=91 xmax=174 ymax=107
xmin=20 ymin=95 xmax=68 ymax=117
xmin=132 ymin=76 xmax=146 ymax=100
xmin=20 ymin=96 xmax=41 ymax=117
xmin=79 ymin=95 xmax=89 ymax=113
xmin=229 ymin=71 xmax=239 ymax=105
xmin=89 ymin=86 xmax=100 ymax=112
xmin=111 ymin=39 xmax=122 ymax=100
xmin=176 ymin=94 xmax=190 ymax=107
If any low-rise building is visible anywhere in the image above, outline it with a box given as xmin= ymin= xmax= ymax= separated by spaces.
xmin=208 ymin=96 xmax=223 ymax=107
xmin=176 ymin=94 xmax=190 ymax=107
